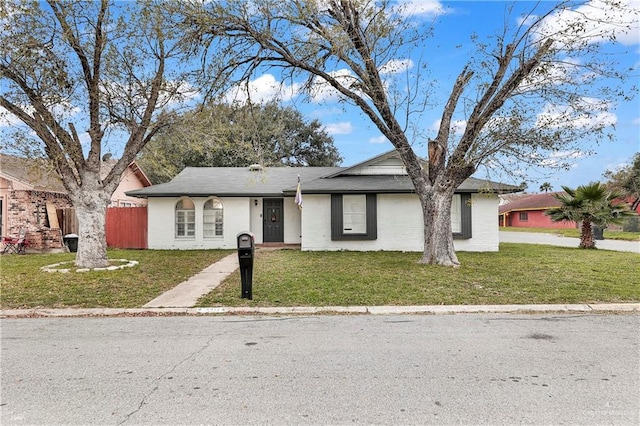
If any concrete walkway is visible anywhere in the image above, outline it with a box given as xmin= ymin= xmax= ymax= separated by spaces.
xmin=142 ymin=253 xmax=239 ymax=308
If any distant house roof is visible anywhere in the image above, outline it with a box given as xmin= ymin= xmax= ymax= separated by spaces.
xmin=127 ymin=150 xmax=520 ymax=198
xmin=0 ymin=154 xmax=151 ymax=192
xmin=499 ymin=192 xmax=564 ymax=214
xmin=0 ymin=154 xmax=67 ymax=193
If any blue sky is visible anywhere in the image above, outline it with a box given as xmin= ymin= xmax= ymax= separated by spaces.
xmin=223 ymin=0 xmax=640 ymax=192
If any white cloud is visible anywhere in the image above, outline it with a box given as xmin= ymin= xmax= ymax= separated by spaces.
xmin=369 ymin=135 xmax=388 ymax=144
xmin=538 ymin=150 xmax=587 ymax=167
xmin=224 ymin=74 xmax=301 ymax=105
xmin=536 ymin=98 xmax=618 ymax=129
xmin=533 ymin=0 xmax=640 ymax=47
xmin=517 ymin=14 xmax=539 ymax=27
xmin=159 ymin=80 xmax=201 ymax=109
xmin=395 ymin=0 xmax=447 ymax=17
xmin=309 ymin=69 xmax=360 ymax=103
xmin=0 ymin=106 xmax=25 ymax=127
xmin=632 ymin=117 xmax=640 ymax=125
xmin=518 ymin=58 xmax=582 ymax=93
xmin=323 ymin=122 xmax=354 ymax=135
xmin=379 ymin=59 xmax=414 ymax=75
xmin=430 ymin=118 xmax=467 ymax=136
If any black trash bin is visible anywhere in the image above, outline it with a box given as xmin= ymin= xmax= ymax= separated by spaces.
xmin=63 ymin=234 xmax=79 ymax=252
xmin=593 ymin=226 xmax=604 ymax=240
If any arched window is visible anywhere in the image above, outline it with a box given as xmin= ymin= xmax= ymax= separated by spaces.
xmin=203 ymin=198 xmax=223 ymax=237
xmin=175 ymin=198 xmax=195 ymax=238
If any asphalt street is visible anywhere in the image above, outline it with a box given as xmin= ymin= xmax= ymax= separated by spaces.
xmin=1 ymin=314 xmax=638 ymax=425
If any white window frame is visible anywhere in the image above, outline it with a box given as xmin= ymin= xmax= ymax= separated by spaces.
xmin=175 ymin=198 xmax=195 ymax=238
xmin=342 ymin=194 xmax=367 ymax=234
xmin=451 ymin=194 xmax=462 ymax=233
xmin=203 ymin=198 xmax=224 ymax=238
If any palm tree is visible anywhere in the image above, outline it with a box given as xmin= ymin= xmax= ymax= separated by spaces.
xmin=545 ymin=182 xmax=636 ymax=249
xmin=539 ymin=182 xmax=552 ymax=193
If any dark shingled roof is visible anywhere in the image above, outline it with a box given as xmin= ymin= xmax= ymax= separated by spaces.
xmin=127 ymin=167 xmax=341 ymax=198
xmin=127 ymin=165 xmax=521 ymax=198
xmin=285 ymin=174 xmax=517 ymax=194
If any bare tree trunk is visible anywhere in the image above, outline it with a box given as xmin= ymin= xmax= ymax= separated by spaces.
xmin=71 ymin=188 xmax=111 ymax=268
xmin=419 ymin=188 xmax=460 ymax=266
xmin=579 ymin=219 xmax=596 ymax=249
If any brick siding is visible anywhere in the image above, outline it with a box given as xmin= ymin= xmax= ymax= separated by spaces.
xmin=5 ymin=181 xmax=72 ymax=250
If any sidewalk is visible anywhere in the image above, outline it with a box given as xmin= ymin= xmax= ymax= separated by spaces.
xmin=143 ymin=252 xmax=239 ymax=308
xmin=1 ymin=303 xmax=638 ymax=318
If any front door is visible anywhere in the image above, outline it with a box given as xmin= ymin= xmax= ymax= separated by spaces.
xmin=263 ymin=198 xmax=284 ymax=242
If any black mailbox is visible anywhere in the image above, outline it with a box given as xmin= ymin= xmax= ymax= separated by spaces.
xmin=236 ymin=232 xmax=255 ymax=299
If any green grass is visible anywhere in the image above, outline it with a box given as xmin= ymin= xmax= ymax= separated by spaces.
xmin=1 ymin=245 xmax=638 ymax=309
xmin=0 ymin=249 xmax=232 ymax=309
xmin=197 ymin=244 xmax=640 ymax=307
xmin=500 ymin=226 xmax=640 ymax=241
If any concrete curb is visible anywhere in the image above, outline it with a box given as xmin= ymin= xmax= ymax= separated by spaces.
xmin=1 ymin=303 xmax=638 ymax=318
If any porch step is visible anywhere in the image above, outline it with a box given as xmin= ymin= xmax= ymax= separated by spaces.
xmin=256 ymin=243 xmax=301 ymax=249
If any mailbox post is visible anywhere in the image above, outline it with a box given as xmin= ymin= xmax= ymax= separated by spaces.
xmin=236 ymin=232 xmax=255 ymax=299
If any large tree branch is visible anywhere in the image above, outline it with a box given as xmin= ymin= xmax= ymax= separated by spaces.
xmin=0 ymin=64 xmax=84 ymax=185
xmin=429 ymin=66 xmax=473 ymax=184
xmin=104 ymin=36 xmax=168 ymax=190
xmin=48 ymin=0 xmax=107 ymax=166
xmin=0 ymin=96 xmax=80 ymax=192
xmin=448 ymin=38 xmax=554 ymax=182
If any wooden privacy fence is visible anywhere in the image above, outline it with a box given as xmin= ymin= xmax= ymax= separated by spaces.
xmin=106 ymin=207 xmax=148 ymax=249
xmin=57 ymin=208 xmax=79 ymax=236
xmin=55 ymin=207 xmax=147 ymax=249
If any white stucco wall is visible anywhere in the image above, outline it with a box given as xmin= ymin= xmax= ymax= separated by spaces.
xmin=464 ymin=193 xmax=500 ymax=251
xmin=146 ymin=193 xmax=498 ymax=251
xmin=301 ymin=193 xmax=500 ymax=252
xmin=283 ymin=197 xmax=302 ymax=244
xmin=147 ymin=197 xmax=250 ymax=249
xmin=249 ymin=197 xmax=263 ymax=243
xmin=147 ymin=196 xmax=303 ymax=249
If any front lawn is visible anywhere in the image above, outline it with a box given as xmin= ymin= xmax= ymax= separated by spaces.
xmin=198 ymin=244 xmax=640 ymax=307
xmin=1 ymin=244 xmax=638 ymax=309
xmin=0 ymin=249 xmax=231 ymax=309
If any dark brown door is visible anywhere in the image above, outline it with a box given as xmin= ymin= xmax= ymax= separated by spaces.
xmin=263 ymin=198 xmax=284 ymax=242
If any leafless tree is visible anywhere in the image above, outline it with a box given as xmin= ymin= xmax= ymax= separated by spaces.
xmin=1 ymin=0 xmax=198 ymax=267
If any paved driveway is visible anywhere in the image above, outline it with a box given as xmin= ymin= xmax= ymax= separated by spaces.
xmin=499 ymin=231 xmax=640 ymax=253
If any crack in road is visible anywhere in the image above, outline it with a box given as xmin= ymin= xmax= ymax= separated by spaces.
xmin=117 ymin=332 xmax=222 ymax=425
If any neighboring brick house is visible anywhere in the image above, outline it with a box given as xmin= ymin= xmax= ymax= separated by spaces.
xmin=0 ymin=154 xmax=151 ymax=251
xmin=498 ymin=192 xmax=576 ymax=229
